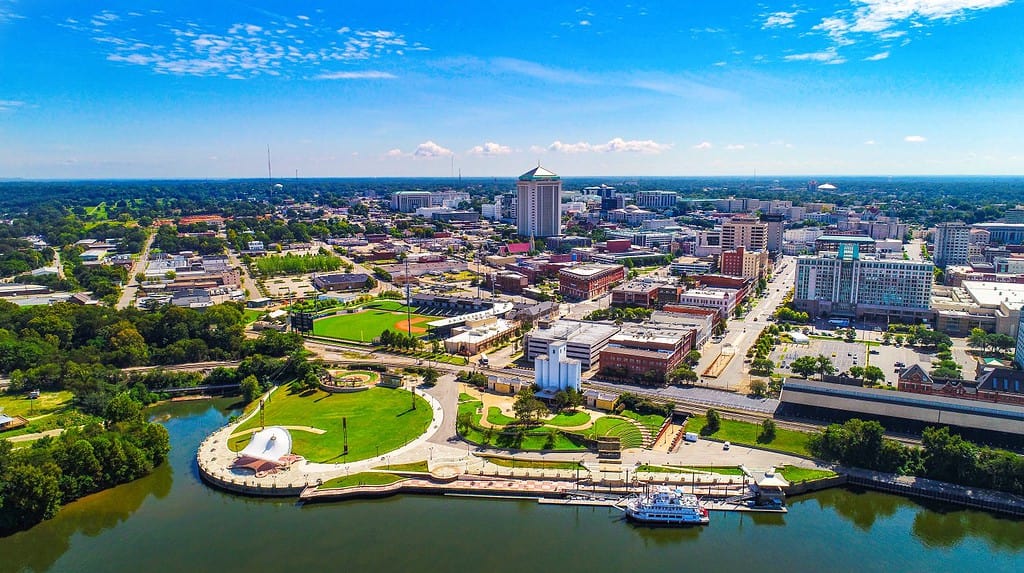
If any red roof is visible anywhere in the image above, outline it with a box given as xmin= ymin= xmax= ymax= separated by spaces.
xmin=506 ymin=242 xmax=531 ymax=254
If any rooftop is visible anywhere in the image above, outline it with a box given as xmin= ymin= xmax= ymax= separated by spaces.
xmin=961 ymin=280 xmax=1024 ymax=309
xmin=518 ymin=165 xmax=560 ymax=181
xmin=560 ymin=263 xmax=623 ymax=278
xmin=529 ymin=319 xmax=620 ymax=346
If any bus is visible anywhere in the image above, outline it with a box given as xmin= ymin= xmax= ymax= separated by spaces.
xmin=828 ymin=318 xmax=850 ymax=328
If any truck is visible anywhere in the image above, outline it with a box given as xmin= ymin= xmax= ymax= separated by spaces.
xmin=479 ymin=353 xmax=489 ymax=366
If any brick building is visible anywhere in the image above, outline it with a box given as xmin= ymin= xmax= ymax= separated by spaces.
xmin=599 ymin=326 xmax=695 ymax=384
xmin=558 ymin=264 xmax=625 ymax=300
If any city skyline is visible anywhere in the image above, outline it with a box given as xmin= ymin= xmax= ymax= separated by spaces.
xmin=1 ymin=0 xmax=1022 ymax=178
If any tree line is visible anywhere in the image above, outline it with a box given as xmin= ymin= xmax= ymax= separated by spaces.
xmin=253 ymin=250 xmax=343 ymax=277
xmin=0 ymin=394 xmax=170 ymax=534
xmin=809 ymin=419 xmax=1024 ymax=496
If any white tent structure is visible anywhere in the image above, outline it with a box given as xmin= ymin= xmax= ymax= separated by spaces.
xmin=233 ymin=426 xmax=301 ymax=476
xmin=238 ymin=426 xmax=293 ymax=463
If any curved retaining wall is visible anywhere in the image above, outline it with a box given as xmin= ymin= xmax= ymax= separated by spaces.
xmin=318 ymin=382 xmax=370 ymax=394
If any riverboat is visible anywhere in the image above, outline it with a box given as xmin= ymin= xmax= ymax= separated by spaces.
xmin=624 ymin=487 xmax=710 ymax=525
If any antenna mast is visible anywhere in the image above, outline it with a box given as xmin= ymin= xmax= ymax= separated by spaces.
xmin=267 ymin=145 xmax=273 ymax=193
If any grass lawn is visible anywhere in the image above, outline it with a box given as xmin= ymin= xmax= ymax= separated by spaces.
xmin=636 ymin=464 xmax=744 ymax=476
xmin=243 ymin=309 xmax=264 ymax=324
xmin=620 ymin=410 xmax=667 ymax=433
xmin=229 ymin=387 xmax=432 ymax=463
xmin=544 ymin=410 xmax=591 ymax=427
xmin=313 ymin=307 xmax=433 ymax=342
xmin=373 ymin=460 xmax=429 ymax=472
xmin=778 ymin=465 xmax=837 ymax=482
xmin=458 ymin=392 xmax=477 ymax=403
xmin=0 ymin=390 xmax=74 ymax=418
xmin=484 ymin=457 xmax=584 ymax=470
xmin=685 ymin=415 xmax=811 ymax=457
xmin=486 ymin=406 xmax=517 ymax=426
xmin=581 ymin=416 xmax=644 ymax=449
xmin=458 ymin=399 xmax=586 ymax=451
xmin=319 ymin=472 xmax=405 ymax=489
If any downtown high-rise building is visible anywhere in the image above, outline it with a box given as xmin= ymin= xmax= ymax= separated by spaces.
xmin=721 ymin=216 xmax=768 ymax=251
xmin=933 ymin=221 xmax=970 ymax=268
xmin=517 ymin=165 xmax=562 ymax=238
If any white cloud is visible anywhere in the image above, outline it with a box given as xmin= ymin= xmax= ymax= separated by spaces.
xmin=0 ymin=99 xmax=25 ymax=111
xmin=548 ymin=138 xmax=671 ymax=154
xmin=725 ymin=144 xmax=746 ymax=151
xmin=763 ymin=11 xmax=799 ymax=29
xmin=904 ymin=135 xmax=927 ymax=143
xmin=413 ymin=141 xmax=453 ymax=158
xmin=467 ymin=142 xmax=512 ymax=156
xmin=384 ymin=148 xmax=404 ymax=158
xmin=579 ymin=19 xmax=591 ymax=26
xmin=864 ymin=51 xmax=890 ymax=61
xmin=784 ymin=49 xmax=847 ymax=64
xmin=528 ymin=145 xmax=548 ymax=155
xmin=76 ymin=10 xmax=425 ymax=79
xmin=548 ymin=141 xmax=594 ymax=154
xmin=806 ymin=0 xmax=1011 ymax=57
xmin=693 ymin=141 xmax=713 ymax=150
xmin=314 ymin=71 xmax=396 ymax=79
xmin=864 ymin=140 xmax=877 ymax=145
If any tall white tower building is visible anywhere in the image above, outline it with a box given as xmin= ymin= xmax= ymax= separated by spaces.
xmin=517 ymin=165 xmax=562 ymax=238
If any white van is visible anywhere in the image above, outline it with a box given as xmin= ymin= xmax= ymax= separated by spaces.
xmin=684 ymin=432 xmax=699 ymax=443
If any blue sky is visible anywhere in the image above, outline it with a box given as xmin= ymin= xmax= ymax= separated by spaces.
xmin=1 ymin=0 xmax=1022 ymax=178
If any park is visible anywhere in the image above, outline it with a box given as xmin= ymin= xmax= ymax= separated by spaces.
xmin=228 ymin=385 xmax=433 ymax=463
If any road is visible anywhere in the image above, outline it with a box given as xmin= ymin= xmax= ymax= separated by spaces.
xmin=115 ymin=227 xmax=156 ymax=309
xmin=226 ymin=249 xmax=263 ymax=300
xmin=695 ymin=257 xmax=798 ymax=392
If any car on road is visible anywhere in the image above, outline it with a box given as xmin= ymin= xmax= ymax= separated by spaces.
xmin=723 ymin=442 xmax=731 ymax=450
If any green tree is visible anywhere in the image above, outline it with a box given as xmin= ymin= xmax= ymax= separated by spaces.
xmin=240 ymin=374 xmax=261 ymax=404
xmin=104 ymin=392 xmax=143 ymax=425
xmin=513 ymin=389 xmax=547 ymax=423
xmin=705 ymin=408 xmax=721 ymax=433
xmin=815 ymin=354 xmax=836 ymax=380
xmin=750 ymin=358 xmax=774 ymax=376
xmin=748 ymin=378 xmax=768 ymax=397
xmin=685 ymin=349 xmax=701 ymax=366
xmin=922 ymin=426 xmax=978 ymax=484
xmin=758 ymin=419 xmax=777 ymax=443
xmin=669 ymin=365 xmax=698 ymax=385
xmin=863 ymin=365 xmax=885 ymax=385
xmin=967 ymin=327 xmax=989 ymax=351
xmin=1 ymin=463 xmax=63 ymax=530
xmin=790 ymin=355 xmax=819 ymax=378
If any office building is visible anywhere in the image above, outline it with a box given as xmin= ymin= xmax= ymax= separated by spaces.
xmin=390 ymin=191 xmax=433 ymax=213
xmin=559 ymin=263 xmax=625 ymax=300
xmin=721 ymin=216 xmax=768 ymax=251
xmin=760 ymin=213 xmax=784 ymax=254
xmin=933 ymin=222 xmax=970 ymax=268
xmin=719 ymin=246 xmax=768 ymax=280
xmin=524 ymin=319 xmax=620 ymax=370
xmin=794 ymin=243 xmax=933 ymax=321
xmin=516 ymin=165 xmax=562 ymax=238
xmin=634 ymin=190 xmax=678 ymax=210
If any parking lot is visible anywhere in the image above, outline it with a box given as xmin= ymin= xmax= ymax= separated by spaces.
xmin=774 ymin=334 xmax=961 ymax=385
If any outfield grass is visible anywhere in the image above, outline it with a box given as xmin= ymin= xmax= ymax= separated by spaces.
xmin=778 ymin=465 xmax=837 ymax=482
xmin=313 ymin=307 xmax=433 ymax=342
xmin=544 ymin=410 xmax=591 ymax=427
xmin=685 ymin=415 xmax=811 ymax=456
xmin=229 ymin=387 xmax=432 ymax=463
xmin=320 ymin=472 xmax=405 ymax=489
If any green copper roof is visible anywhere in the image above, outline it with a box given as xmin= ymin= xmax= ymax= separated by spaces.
xmin=518 ymin=165 xmax=560 ymax=181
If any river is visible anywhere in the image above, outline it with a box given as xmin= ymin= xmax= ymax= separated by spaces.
xmin=2 ymin=399 xmax=1022 ymax=573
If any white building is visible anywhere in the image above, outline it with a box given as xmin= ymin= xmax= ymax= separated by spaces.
xmin=391 ymin=191 xmax=434 ymax=213
xmin=634 ymin=190 xmax=678 ymax=210
xmin=534 ymin=341 xmax=582 ymax=394
xmin=934 ymin=222 xmax=970 ymax=268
